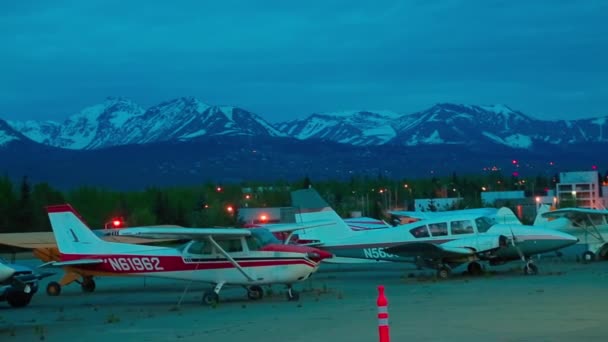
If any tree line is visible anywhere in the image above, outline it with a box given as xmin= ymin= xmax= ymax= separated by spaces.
xmin=0 ymin=170 xmax=595 ymax=234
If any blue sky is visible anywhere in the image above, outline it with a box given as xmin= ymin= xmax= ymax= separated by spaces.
xmin=1 ymin=0 xmax=607 ymax=123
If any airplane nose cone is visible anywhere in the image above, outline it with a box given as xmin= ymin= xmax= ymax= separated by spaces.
xmin=306 ymin=248 xmax=333 ymax=262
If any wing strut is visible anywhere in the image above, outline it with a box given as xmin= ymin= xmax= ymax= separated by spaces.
xmin=207 ymin=236 xmax=255 ymax=282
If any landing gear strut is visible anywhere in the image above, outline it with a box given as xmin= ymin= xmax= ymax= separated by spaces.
xmin=523 ymin=261 xmax=538 ymax=275
xmin=286 ymin=285 xmax=300 ymax=301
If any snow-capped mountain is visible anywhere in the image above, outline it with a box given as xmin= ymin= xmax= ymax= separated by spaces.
xmin=274 ymin=110 xmax=402 ymax=146
xmin=0 ymin=118 xmax=31 ymax=147
xmin=7 ymin=97 xmax=284 ymax=150
xmin=391 ymin=103 xmax=608 ymax=149
xmin=4 ymin=100 xmax=608 ymax=151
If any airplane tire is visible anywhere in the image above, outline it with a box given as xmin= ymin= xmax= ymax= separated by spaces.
xmin=81 ymin=277 xmax=96 ymax=293
xmin=202 ymin=291 xmax=219 ymax=305
xmin=287 ymin=290 xmax=300 ymax=302
xmin=7 ymin=291 xmax=32 ymax=308
xmin=46 ymin=281 xmax=61 ymax=296
xmin=247 ymin=285 xmax=264 ymax=300
xmin=467 ymin=262 xmax=483 ymax=276
xmin=523 ymin=263 xmax=538 ymax=275
xmin=582 ymin=251 xmax=596 ymax=264
xmin=437 ymin=266 xmax=451 ymax=279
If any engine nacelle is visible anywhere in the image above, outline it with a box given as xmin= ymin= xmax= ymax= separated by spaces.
xmin=442 ymin=234 xmax=508 ymax=253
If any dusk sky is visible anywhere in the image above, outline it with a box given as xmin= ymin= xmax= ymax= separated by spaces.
xmin=1 ymin=1 xmax=607 ymax=123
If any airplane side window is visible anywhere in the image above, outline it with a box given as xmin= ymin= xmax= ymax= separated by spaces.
xmin=187 ymin=241 xmax=205 ymax=254
xmin=409 ymin=225 xmax=430 ymax=238
xmin=246 ymin=236 xmax=263 ymax=251
xmin=451 ymin=220 xmax=474 ymax=235
xmin=429 ymin=222 xmax=448 ymax=237
xmin=217 ymin=239 xmax=244 ymax=253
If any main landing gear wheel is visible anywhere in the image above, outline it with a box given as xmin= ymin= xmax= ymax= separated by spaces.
xmin=46 ymin=281 xmax=62 ymax=296
xmin=582 ymin=251 xmax=596 ymax=264
xmin=247 ymin=285 xmax=264 ymax=300
xmin=467 ymin=262 xmax=483 ymax=276
xmin=6 ymin=291 xmax=33 ymax=308
xmin=81 ymin=277 xmax=96 ymax=293
xmin=202 ymin=291 xmax=219 ymax=305
xmin=523 ymin=262 xmax=538 ymax=275
xmin=436 ymin=265 xmax=451 ymax=279
xmin=286 ymin=286 xmax=300 ymax=301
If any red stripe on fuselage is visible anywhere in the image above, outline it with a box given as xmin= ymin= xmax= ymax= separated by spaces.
xmin=60 ymin=254 xmax=317 ymax=274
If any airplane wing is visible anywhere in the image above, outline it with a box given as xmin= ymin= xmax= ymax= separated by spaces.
xmin=117 ymin=227 xmax=251 ymax=240
xmin=262 ymin=220 xmax=336 ymax=234
xmin=0 ymin=232 xmax=58 ymax=249
xmin=541 ymin=207 xmax=608 ymax=220
xmin=386 ymin=234 xmax=507 ymax=260
xmin=386 ymin=242 xmax=475 ymax=259
xmin=0 ymin=228 xmax=181 ymax=250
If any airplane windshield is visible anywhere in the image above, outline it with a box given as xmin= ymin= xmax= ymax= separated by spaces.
xmin=475 ymin=216 xmax=495 ymax=233
xmin=250 ymin=228 xmax=281 ymax=246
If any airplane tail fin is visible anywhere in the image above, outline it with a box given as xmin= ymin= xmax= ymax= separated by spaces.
xmin=291 ymin=188 xmax=354 ymax=243
xmin=46 ymin=204 xmax=106 ymax=255
xmin=533 ymin=204 xmax=551 ymax=226
xmin=496 ymin=207 xmax=522 ymax=225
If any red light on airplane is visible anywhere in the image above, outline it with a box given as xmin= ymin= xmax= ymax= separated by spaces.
xmin=112 ymin=219 xmax=122 ymax=227
xmin=259 ymin=214 xmax=268 ymax=222
xmin=226 ymin=205 xmax=234 ymax=213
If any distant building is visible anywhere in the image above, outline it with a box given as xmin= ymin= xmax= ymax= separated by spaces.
xmin=556 ymin=171 xmax=603 ymax=209
xmin=481 ymin=191 xmax=525 ymax=206
xmin=238 ymin=207 xmax=296 ymax=225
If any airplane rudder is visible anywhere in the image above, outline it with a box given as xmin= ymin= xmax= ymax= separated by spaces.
xmin=46 ymin=204 xmax=103 ymax=250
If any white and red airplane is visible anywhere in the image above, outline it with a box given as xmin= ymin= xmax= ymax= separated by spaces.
xmin=43 ymin=204 xmax=333 ymax=304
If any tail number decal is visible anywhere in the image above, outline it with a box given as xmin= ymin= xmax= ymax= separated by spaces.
xmin=108 ymin=257 xmax=164 ymax=272
xmin=363 ymin=248 xmax=397 ymax=259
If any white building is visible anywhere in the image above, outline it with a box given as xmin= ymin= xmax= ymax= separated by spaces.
xmin=556 ymin=171 xmax=603 ymax=209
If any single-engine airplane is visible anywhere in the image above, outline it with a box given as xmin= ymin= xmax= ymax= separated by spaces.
xmin=42 ymin=204 xmax=332 ymax=304
xmin=286 ymin=189 xmax=578 ymax=279
xmin=541 ymin=207 xmax=608 ymax=262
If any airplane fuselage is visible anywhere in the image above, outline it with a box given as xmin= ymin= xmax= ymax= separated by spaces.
xmin=61 ymin=247 xmax=321 ymax=286
xmin=319 ymin=224 xmax=577 ymax=265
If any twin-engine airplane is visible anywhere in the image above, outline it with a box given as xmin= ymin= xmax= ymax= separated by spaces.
xmin=541 ymin=207 xmax=608 ymax=262
xmin=287 ymin=189 xmax=578 ymax=279
xmin=1 ymin=257 xmax=53 ymax=307
xmin=42 ymin=204 xmax=332 ymax=304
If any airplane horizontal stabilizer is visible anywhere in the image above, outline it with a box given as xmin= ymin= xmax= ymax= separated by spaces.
xmin=263 ymin=220 xmax=336 ymax=234
xmin=39 ymin=259 xmax=104 ymax=268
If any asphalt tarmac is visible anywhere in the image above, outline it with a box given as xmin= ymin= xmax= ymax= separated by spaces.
xmin=1 ymin=258 xmax=608 ymax=341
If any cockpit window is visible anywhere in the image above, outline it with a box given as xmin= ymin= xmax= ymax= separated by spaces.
xmin=428 ymin=222 xmax=448 ymax=237
xmin=409 ymin=225 xmax=430 ymax=238
xmin=186 ymin=240 xmax=213 ymax=255
xmin=250 ymin=228 xmax=281 ymax=246
xmin=475 ymin=216 xmax=494 ymax=233
xmin=451 ymin=220 xmax=474 ymax=235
